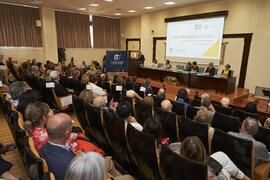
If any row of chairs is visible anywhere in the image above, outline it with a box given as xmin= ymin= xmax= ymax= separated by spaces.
xmin=72 ymin=96 xmax=270 ymax=180
xmin=0 ymin=95 xmax=55 ymax=180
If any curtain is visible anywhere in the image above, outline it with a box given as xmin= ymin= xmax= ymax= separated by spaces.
xmin=0 ymin=4 xmax=42 ymax=47
xmin=93 ymin=16 xmax=120 ymax=48
xmin=55 ymin=11 xmax=91 ymax=48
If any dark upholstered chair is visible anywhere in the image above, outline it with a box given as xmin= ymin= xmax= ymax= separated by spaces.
xmin=154 ymin=107 xmax=179 ymax=143
xmin=85 ymin=104 xmax=108 ymax=148
xmin=213 ymin=103 xmax=232 ymax=116
xmin=254 ymin=127 xmax=270 ymax=151
xmin=211 ymin=129 xmax=254 ymax=178
xmin=102 ymin=111 xmax=133 ymax=169
xmin=232 ymin=109 xmax=258 ymax=123
xmin=171 ymin=100 xmax=186 ymax=116
xmin=178 ymin=116 xmax=211 ymax=154
xmin=126 ymin=124 xmax=160 ymax=180
xmin=212 ymin=112 xmax=240 ymax=133
xmin=186 ymin=105 xmax=199 ymax=120
xmin=160 ymin=145 xmax=208 ymax=180
xmin=135 ymin=101 xmax=153 ymax=125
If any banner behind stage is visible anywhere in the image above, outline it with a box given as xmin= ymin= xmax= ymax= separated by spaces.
xmin=106 ymin=51 xmax=128 ymax=72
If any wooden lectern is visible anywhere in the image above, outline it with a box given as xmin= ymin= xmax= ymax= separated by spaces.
xmin=128 ymin=51 xmax=140 ymax=76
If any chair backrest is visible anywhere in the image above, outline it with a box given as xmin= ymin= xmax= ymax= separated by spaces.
xmin=102 ymin=111 xmax=132 ymax=169
xmin=178 ymin=116 xmax=210 ymax=154
xmin=72 ymin=96 xmax=92 ymax=138
xmin=71 ymin=79 xmax=83 ymax=95
xmin=211 ymin=129 xmax=254 ymax=178
xmin=160 ymin=145 xmax=208 ymax=180
xmin=192 ymin=96 xmax=201 ymax=107
xmin=213 ymin=103 xmax=232 ymax=116
xmin=135 ymin=101 xmax=153 ymax=125
xmin=197 ymin=67 xmax=205 ymax=73
xmin=126 ymin=124 xmax=160 ymax=180
xmin=111 ymin=84 xmax=123 ymax=102
xmin=232 ymin=109 xmax=258 ymax=123
xmin=171 ymin=100 xmax=186 ymax=116
xmin=24 ymin=137 xmax=46 ymax=180
xmin=154 ymin=107 xmax=179 ymax=143
xmin=153 ymin=95 xmax=164 ymax=108
xmin=212 ymin=112 xmax=240 ymax=133
xmin=85 ymin=104 xmax=108 ymax=148
xmin=186 ymin=105 xmax=199 ymax=120
xmin=254 ymin=127 xmax=270 ymax=151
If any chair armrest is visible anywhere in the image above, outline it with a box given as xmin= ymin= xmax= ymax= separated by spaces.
xmin=254 ymin=162 xmax=270 ymax=180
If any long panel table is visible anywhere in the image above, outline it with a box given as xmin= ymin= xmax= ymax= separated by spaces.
xmin=136 ymin=67 xmax=236 ymax=94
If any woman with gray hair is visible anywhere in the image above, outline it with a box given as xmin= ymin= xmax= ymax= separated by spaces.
xmin=65 ymin=152 xmax=106 ymax=180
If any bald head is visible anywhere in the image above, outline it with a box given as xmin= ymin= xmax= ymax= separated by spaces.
xmin=161 ymin=100 xmax=172 ymax=112
xmin=100 ymin=73 xmax=106 ymax=80
xmin=158 ymin=88 xmax=165 ymax=98
xmin=46 ymin=113 xmax=73 ymax=141
xmin=93 ymin=96 xmax=107 ymax=108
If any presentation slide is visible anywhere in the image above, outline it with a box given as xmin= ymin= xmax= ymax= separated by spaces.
xmin=166 ymin=17 xmax=225 ymax=62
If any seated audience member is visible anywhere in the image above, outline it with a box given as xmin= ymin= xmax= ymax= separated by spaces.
xmin=175 ymin=88 xmax=190 ymax=105
xmin=180 ymin=136 xmax=250 ymax=180
xmin=97 ymin=73 xmax=107 ymax=88
xmin=161 ymin=99 xmax=172 ymax=112
xmin=50 ymin=70 xmax=69 ymax=97
xmin=142 ymin=96 xmax=154 ymax=106
xmin=244 ymin=102 xmax=257 ymax=114
xmin=81 ymin=61 xmax=88 ymax=69
xmin=228 ymin=117 xmax=270 ymax=165
xmin=115 ymin=76 xmax=124 ymax=86
xmin=79 ymin=89 xmax=94 ymax=105
xmin=93 ymin=96 xmax=107 ymax=108
xmin=164 ymin=60 xmax=172 ymax=70
xmin=81 ymin=72 xmax=90 ymax=86
xmin=185 ymin=62 xmax=192 ymax=71
xmin=264 ymin=118 xmax=270 ymax=128
xmin=40 ymin=113 xmax=75 ymax=180
xmin=221 ymin=64 xmax=232 ymax=78
xmin=194 ymin=107 xmax=211 ymax=124
xmin=152 ymin=59 xmax=158 ymax=68
xmin=192 ymin=61 xmax=199 ymax=72
xmin=220 ymin=97 xmax=230 ymax=108
xmin=25 ymin=103 xmax=104 ymax=155
xmin=205 ymin=62 xmax=216 ymax=76
xmin=156 ymin=88 xmax=166 ymax=100
xmin=126 ymin=90 xmax=142 ymax=101
xmin=65 ymin=152 xmax=105 ymax=180
xmin=144 ymin=79 xmax=154 ymax=96
xmin=68 ymin=57 xmax=75 ymax=68
xmin=117 ymin=101 xmax=143 ymax=131
xmin=71 ymin=69 xmax=81 ymax=80
xmin=9 ymin=81 xmax=31 ymax=106
xmin=88 ymin=74 xmax=106 ymax=97
xmin=201 ymin=93 xmax=215 ymax=122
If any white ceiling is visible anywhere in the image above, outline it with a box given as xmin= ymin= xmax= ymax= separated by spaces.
xmin=0 ymin=0 xmax=219 ymax=18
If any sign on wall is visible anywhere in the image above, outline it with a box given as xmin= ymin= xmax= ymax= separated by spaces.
xmin=106 ymin=51 xmax=128 ymax=72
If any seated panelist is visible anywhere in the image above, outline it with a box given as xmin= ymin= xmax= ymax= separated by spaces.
xmin=205 ymin=62 xmax=216 ymax=76
xmin=151 ymin=59 xmax=158 ymax=69
xmin=185 ymin=62 xmax=192 ymax=71
xmin=192 ymin=61 xmax=199 ymax=72
xmin=221 ymin=64 xmax=232 ymax=78
xmin=164 ymin=60 xmax=172 ymax=70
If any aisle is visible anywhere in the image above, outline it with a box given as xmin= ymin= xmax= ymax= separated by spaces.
xmin=0 ymin=110 xmax=29 ymax=179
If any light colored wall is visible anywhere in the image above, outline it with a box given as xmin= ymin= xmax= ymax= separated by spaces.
xmin=0 ymin=47 xmax=43 ymax=63
xmin=121 ymin=0 xmax=270 ymax=92
xmin=65 ymin=48 xmax=119 ymax=66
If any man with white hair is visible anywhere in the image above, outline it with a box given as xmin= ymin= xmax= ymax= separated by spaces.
xmin=220 ymin=97 xmax=230 ymax=107
xmin=157 ymin=88 xmax=166 ymax=99
xmin=50 ymin=70 xmax=69 ymax=97
xmin=161 ymin=99 xmax=172 ymax=112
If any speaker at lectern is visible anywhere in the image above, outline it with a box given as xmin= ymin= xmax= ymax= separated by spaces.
xmin=128 ymin=51 xmax=140 ymax=76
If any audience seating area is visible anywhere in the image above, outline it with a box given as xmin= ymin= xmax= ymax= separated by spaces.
xmin=0 ymin=61 xmax=269 ymax=180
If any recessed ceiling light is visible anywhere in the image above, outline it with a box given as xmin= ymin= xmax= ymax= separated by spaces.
xmin=89 ymin=3 xmax=100 ymax=7
xmin=78 ymin=8 xmax=87 ymax=11
xmin=128 ymin=10 xmax=136 ymax=13
xmin=144 ymin=6 xmax=154 ymax=10
xmin=104 ymin=0 xmax=113 ymax=2
xmin=164 ymin=1 xmax=175 ymax=5
xmin=114 ymin=13 xmax=122 ymax=16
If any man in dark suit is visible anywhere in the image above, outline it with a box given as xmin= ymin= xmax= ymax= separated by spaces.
xmin=49 ymin=70 xmax=69 ymax=97
xmin=205 ymin=62 xmax=216 ymax=76
xmin=40 ymin=113 xmax=75 ymax=180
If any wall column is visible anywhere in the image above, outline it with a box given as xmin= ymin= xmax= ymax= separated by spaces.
xmin=40 ymin=7 xmax=58 ymax=63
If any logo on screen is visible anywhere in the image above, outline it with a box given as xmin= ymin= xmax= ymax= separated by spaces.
xmin=114 ymin=54 xmax=121 ymax=60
